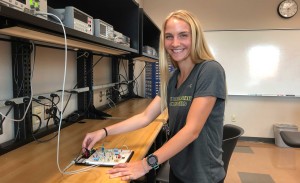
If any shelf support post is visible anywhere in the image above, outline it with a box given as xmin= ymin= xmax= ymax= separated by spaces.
xmin=11 ymin=40 xmax=33 ymax=142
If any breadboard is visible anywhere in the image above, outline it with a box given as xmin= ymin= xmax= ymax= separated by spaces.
xmin=75 ymin=148 xmax=134 ymax=166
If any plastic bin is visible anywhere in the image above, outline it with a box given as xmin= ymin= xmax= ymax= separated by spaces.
xmin=273 ymin=123 xmax=298 ymax=147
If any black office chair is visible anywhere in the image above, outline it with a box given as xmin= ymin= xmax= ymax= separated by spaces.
xmin=222 ymin=124 xmax=244 ymax=173
xmin=156 ymin=124 xmax=244 ymax=183
xmin=280 ymin=131 xmax=300 ymax=148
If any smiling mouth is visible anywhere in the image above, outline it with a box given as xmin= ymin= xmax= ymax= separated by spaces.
xmin=172 ymin=49 xmax=184 ymax=53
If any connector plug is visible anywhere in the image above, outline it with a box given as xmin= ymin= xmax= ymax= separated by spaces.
xmin=4 ymin=101 xmax=16 ymax=106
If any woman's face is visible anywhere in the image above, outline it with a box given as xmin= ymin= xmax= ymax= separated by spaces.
xmin=164 ymin=17 xmax=192 ymax=63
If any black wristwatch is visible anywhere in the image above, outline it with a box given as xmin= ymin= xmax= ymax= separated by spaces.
xmin=146 ymin=154 xmax=159 ymax=170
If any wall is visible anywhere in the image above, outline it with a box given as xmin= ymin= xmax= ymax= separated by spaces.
xmin=143 ymin=0 xmax=300 ymax=30
xmin=143 ymin=0 xmax=300 ymax=138
xmin=0 ymin=38 xmax=14 ymax=143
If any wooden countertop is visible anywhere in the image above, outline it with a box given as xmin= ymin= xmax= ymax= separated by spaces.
xmin=0 ymin=98 xmax=166 ymax=183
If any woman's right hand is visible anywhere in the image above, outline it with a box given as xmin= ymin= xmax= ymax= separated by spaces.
xmin=82 ymin=129 xmax=106 ymax=151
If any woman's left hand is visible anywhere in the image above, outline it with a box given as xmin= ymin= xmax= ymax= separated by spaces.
xmin=107 ymin=160 xmax=149 ymax=181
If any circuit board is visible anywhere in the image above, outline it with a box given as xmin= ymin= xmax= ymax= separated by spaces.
xmin=75 ymin=147 xmax=134 ymax=166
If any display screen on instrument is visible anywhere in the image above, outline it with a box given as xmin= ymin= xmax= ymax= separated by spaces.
xmin=100 ymin=23 xmax=107 ymax=36
xmin=74 ymin=9 xmax=87 ymax=23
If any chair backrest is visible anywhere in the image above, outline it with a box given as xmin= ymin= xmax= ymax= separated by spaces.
xmin=222 ymin=124 xmax=244 ymax=173
xmin=280 ymin=131 xmax=300 ymax=148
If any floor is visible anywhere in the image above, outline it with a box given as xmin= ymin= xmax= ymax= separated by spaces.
xmin=225 ymin=141 xmax=300 ymax=183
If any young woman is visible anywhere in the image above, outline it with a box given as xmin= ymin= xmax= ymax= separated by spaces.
xmin=82 ymin=10 xmax=226 ymax=183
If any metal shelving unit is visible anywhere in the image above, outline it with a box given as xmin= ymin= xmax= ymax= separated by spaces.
xmin=0 ymin=0 xmax=161 ymax=156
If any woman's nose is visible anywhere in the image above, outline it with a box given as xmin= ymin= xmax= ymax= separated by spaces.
xmin=171 ymin=37 xmax=180 ymax=47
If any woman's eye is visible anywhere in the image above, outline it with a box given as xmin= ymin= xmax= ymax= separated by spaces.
xmin=179 ymin=34 xmax=188 ymax=38
xmin=165 ymin=35 xmax=173 ymax=40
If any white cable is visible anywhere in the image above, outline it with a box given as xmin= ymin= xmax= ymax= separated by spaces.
xmin=107 ymin=101 xmax=113 ymax=109
xmin=122 ymin=145 xmax=129 ymax=149
xmin=63 ymin=161 xmax=75 ymax=172
xmin=35 ymin=12 xmax=95 ymax=175
xmin=107 ymin=97 xmax=116 ymax=108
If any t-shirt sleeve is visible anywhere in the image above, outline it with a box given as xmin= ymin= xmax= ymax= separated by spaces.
xmin=159 ymin=69 xmax=177 ymax=97
xmin=194 ymin=61 xmax=226 ymax=99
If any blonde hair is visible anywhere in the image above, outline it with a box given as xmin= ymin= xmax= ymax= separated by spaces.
xmin=159 ymin=10 xmax=215 ymax=111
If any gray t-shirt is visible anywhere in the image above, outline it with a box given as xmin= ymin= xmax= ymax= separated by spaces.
xmin=167 ymin=60 xmax=226 ymax=183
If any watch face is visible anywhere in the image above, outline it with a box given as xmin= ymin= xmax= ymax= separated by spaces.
xmin=148 ymin=156 xmax=157 ymax=164
xmin=278 ymin=0 xmax=298 ymax=18
xmin=147 ymin=154 xmax=158 ymax=166
xmin=147 ymin=154 xmax=159 ymax=170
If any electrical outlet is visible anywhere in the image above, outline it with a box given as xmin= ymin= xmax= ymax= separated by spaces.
xmin=106 ymin=89 xmax=111 ymax=99
xmin=99 ymin=91 xmax=103 ymax=102
xmin=32 ymin=105 xmax=43 ymax=126
xmin=44 ymin=104 xmax=51 ymax=120
xmin=231 ymin=114 xmax=236 ymax=122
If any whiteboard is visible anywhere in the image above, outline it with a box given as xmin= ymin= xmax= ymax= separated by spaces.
xmin=204 ymin=30 xmax=300 ymax=96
